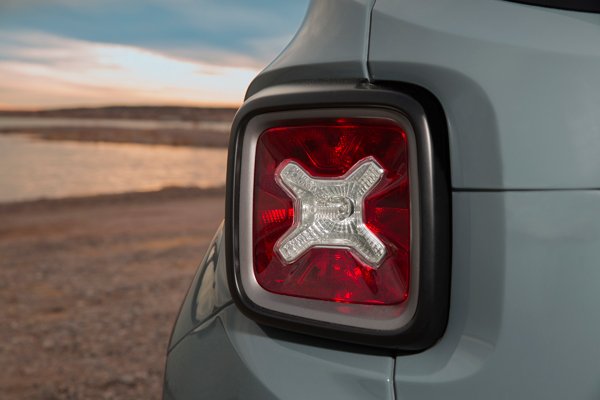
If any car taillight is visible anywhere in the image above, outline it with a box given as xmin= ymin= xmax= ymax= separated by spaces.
xmin=227 ymin=87 xmax=451 ymax=349
xmin=253 ymin=123 xmax=410 ymax=305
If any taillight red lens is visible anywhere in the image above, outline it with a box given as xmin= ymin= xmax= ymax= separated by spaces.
xmin=253 ymin=122 xmax=410 ymax=305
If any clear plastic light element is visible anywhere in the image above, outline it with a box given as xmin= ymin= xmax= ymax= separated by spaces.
xmin=275 ymin=157 xmax=388 ymax=267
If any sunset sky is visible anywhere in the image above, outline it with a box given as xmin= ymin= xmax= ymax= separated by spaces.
xmin=0 ymin=0 xmax=309 ymax=109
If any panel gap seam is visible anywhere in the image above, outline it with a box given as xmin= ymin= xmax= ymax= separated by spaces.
xmin=363 ymin=0 xmax=377 ymax=82
xmin=391 ymin=354 xmax=398 ymax=400
xmin=166 ymin=300 xmax=234 ymax=355
xmin=452 ymin=188 xmax=600 ymax=192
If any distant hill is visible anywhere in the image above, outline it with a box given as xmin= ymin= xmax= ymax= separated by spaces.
xmin=0 ymin=106 xmax=238 ymax=122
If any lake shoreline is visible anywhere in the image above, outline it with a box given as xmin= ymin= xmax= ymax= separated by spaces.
xmin=0 ymin=107 xmax=235 ymax=147
xmin=0 ymin=127 xmax=230 ymax=148
xmin=0 ymin=185 xmax=226 ymax=213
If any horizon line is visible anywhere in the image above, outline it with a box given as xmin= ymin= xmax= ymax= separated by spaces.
xmin=0 ymin=103 xmax=242 ymax=112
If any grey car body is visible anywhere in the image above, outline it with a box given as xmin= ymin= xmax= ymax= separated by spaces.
xmin=163 ymin=0 xmax=600 ymax=399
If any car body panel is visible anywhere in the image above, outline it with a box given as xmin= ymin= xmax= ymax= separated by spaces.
xmin=370 ymin=0 xmax=600 ymax=189
xmin=245 ymin=0 xmax=373 ymax=99
xmin=220 ymin=305 xmax=395 ymax=400
xmin=165 ymin=299 xmax=396 ymax=400
xmin=168 ymin=222 xmax=232 ymax=351
xmin=164 ymin=312 xmax=277 ymax=400
xmin=395 ymin=191 xmax=600 ymax=398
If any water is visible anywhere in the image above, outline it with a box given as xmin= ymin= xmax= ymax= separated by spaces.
xmin=0 ymin=134 xmax=228 ymax=203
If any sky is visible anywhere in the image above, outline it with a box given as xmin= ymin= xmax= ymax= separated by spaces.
xmin=0 ymin=0 xmax=309 ymax=109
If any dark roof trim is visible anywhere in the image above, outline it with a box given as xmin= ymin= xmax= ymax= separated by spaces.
xmin=505 ymin=0 xmax=600 ymax=14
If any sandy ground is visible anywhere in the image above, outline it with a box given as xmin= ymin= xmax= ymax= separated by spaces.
xmin=0 ymin=187 xmax=226 ymax=400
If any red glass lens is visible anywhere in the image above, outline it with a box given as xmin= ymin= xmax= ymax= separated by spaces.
xmin=253 ymin=121 xmax=410 ymax=305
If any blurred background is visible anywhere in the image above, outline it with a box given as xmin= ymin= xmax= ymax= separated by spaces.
xmin=0 ymin=1 xmax=308 ymax=399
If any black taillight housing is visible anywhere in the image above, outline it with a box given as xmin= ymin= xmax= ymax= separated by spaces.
xmin=226 ymin=81 xmax=451 ymax=350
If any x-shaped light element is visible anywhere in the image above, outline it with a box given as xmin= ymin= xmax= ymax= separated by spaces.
xmin=274 ymin=157 xmax=388 ymax=268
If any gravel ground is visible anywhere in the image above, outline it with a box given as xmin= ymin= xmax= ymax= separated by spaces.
xmin=0 ymin=188 xmax=225 ymax=400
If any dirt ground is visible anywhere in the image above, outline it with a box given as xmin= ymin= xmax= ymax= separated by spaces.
xmin=0 ymin=187 xmax=226 ymax=400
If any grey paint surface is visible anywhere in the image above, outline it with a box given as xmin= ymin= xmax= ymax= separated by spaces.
xmin=370 ymin=0 xmax=600 ymax=189
xmin=164 ymin=312 xmax=278 ymax=400
xmin=395 ymin=192 xmax=600 ymax=398
xmin=168 ymin=222 xmax=232 ymax=351
xmin=245 ymin=0 xmax=374 ymax=99
xmin=166 ymin=304 xmax=395 ymax=400
xmin=221 ymin=306 xmax=395 ymax=400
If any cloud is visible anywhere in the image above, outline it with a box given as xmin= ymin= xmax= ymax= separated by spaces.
xmin=0 ymin=0 xmax=308 ymax=69
xmin=0 ymin=31 xmax=260 ymax=109
xmin=0 ymin=0 xmax=309 ymax=108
